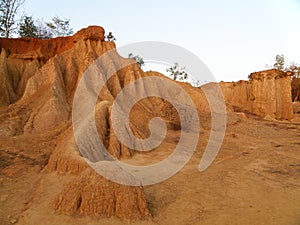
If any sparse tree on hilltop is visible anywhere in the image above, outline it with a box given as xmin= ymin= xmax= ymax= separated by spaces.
xmin=128 ymin=53 xmax=145 ymax=67
xmin=0 ymin=0 xmax=25 ymax=37
xmin=18 ymin=16 xmax=53 ymax=39
xmin=36 ymin=19 xmax=53 ymax=39
xmin=287 ymin=63 xmax=300 ymax=76
xmin=273 ymin=54 xmax=285 ymax=71
xmin=105 ymin=32 xmax=116 ymax=42
xmin=287 ymin=62 xmax=300 ymax=102
xmin=192 ymin=79 xmax=201 ymax=87
xmin=166 ymin=62 xmax=188 ymax=81
xmin=18 ymin=15 xmax=38 ymax=38
xmin=46 ymin=16 xmax=73 ymax=37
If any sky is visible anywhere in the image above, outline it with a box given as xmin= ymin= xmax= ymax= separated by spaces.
xmin=23 ymin=0 xmax=300 ymax=82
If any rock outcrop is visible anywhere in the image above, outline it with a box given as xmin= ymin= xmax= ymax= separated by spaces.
xmin=0 ymin=28 xmax=115 ymax=134
xmin=221 ymin=69 xmax=293 ymax=120
xmin=0 ymin=27 xmax=104 ymax=107
xmin=0 ymin=26 xmax=104 ymax=62
xmin=291 ymin=76 xmax=300 ymax=102
xmin=0 ymin=49 xmax=16 ymax=106
xmin=0 ymin=26 xmax=153 ymax=219
xmin=53 ymin=168 xmax=150 ymax=219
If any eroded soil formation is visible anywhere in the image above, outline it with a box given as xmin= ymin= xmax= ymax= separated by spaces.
xmin=0 ymin=26 xmax=299 ymax=225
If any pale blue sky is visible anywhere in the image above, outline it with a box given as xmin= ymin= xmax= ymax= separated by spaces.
xmin=24 ymin=0 xmax=300 ymax=81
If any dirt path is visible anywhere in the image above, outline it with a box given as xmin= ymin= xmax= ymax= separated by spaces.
xmin=0 ymin=114 xmax=299 ymax=225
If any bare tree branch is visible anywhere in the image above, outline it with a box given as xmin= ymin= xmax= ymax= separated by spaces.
xmin=0 ymin=0 xmax=25 ymax=37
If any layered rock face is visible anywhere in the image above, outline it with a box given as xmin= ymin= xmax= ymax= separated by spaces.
xmin=221 ymin=69 xmax=293 ymax=120
xmin=0 ymin=26 xmax=105 ymax=106
xmin=0 ymin=25 xmax=204 ymax=219
xmin=53 ymin=169 xmax=150 ymax=219
xmin=291 ymin=76 xmax=300 ymax=102
xmin=0 ymin=26 xmax=153 ymax=219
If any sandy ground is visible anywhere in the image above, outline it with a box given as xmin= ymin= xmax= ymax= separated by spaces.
xmin=0 ymin=111 xmax=300 ymax=225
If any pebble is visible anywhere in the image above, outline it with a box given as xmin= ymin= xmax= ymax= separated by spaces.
xmin=10 ymin=218 xmax=17 ymax=224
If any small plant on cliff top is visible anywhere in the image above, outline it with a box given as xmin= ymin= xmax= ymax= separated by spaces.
xmin=287 ymin=63 xmax=300 ymax=76
xmin=166 ymin=63 xmax=188 ymax=81
xmin=287 ymin=62 xmax=300 ymax=102
xmin=105 ymin=32 xmax=116 ymax=42
xmin=128 ymin=53 xmax=145 ymax=67
xmin=273 ymin=54 xmax=285 ymax=71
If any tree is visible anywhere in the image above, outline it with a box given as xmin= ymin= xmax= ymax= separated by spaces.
xmin=36 ymin=19 xmax=53 ymax=39
xmin=191 ymin=79 xmax=201 ymax=87
xmin=273 ymin=54 xmax=285 ymax=71
xmin=128 ymin=53 xmax=145 ymax=67
xmin=18 ymin=15 xmax=38 ymax=38
xmin=166 ymin=63 xmax=188 ymax=81
xmin=46 ymin=16 xmax=73 ymax=37
xmin=287 ymin=62 xmax=300 ymax=102
xmin=0 ymin=0 xmax=25 ymax=37
xmin=287 ymin=62 xmax=300 ymax=76
xmin=105 ymin=32 xmax=116 ymax=41
xmin=18 ymin=16 xmax=53 ymax=39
